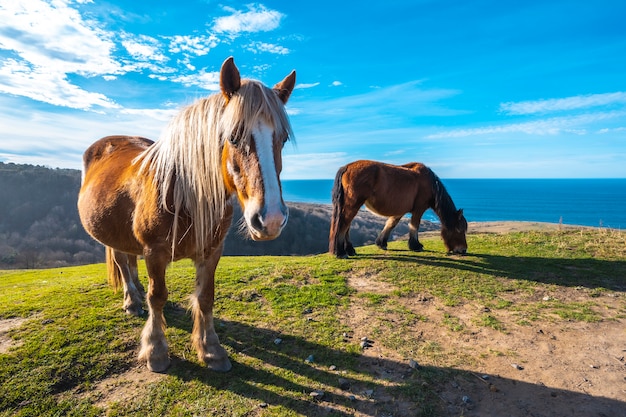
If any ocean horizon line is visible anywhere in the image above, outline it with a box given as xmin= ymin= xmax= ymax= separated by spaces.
xmin=280 ymin=178 xmax=626 ymax=229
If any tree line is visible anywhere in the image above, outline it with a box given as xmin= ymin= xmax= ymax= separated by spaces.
xmin=0 ymin=162 xmax=430 ymax=269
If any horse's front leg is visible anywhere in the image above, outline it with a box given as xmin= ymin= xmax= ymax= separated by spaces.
xmin=138 ymin=250 xmax=170 ymax=372
xmin=109 ymin=249 xmax=144 ymax=316
xmin=408 ymin=213 xmax=425 ymax=252
xmin=376 ymin=216 xmax=402 ymax=250
xmin=191 ymin=245 xmax=231 ymax=372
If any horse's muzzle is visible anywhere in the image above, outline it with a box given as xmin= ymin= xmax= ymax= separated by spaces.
xmin=246 ymin=204 xmax=289 ymax=241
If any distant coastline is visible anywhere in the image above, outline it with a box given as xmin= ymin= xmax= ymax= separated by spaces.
xmin=282 ymin=178 xmax=626 ymax=229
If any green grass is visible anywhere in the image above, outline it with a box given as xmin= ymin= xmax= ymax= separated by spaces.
xmin=0 ymin=228 xmax=624 ymax=416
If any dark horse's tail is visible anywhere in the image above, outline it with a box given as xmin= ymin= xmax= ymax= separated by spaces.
xmin=329 ymin=165 xmax=348 ymax=255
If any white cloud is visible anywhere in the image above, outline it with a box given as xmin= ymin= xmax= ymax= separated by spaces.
xmin=0 ymin=1 xmax=227 ymax=109
xmin=426 ymin=112 xmax=626 ymax=139
xmin=500 ymin=92 xmax=626 ymax=115
xmin=0 ymin=58 xmax=119 ymax=110
xmin=167 ymin=34 xmax=218 ymax=56
xmin=170 ymin=70 xmax=221 ymax=91
xmin=212 ymin=5 xmax=284 ymax=34
xmin=0 ymin=1 xmax=121 ymax=76
xmin=120 ymin=108 xmax=178 ymax=122
xmin=331 ymin=81 xmax=343 ymax=87
xmin=122 ymin=35 xmax=167 ymax=62
xmin=246 ymin=41 xmax=289 ymax=55
xmin=597 ymin=127 xmax=626 ymax=134
xmin=295 ymin=82 xmax=320 ymax=89
xmin=0 ymin=0 xmax=125 ymax=110
xmin=0 ymin=95 xmax=169 ymax=169
xmin=281 ymin=152 xmax=349 ymax=179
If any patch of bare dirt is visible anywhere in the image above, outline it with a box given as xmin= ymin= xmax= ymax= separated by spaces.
xmin=74 ymin=363 xmax=165 ymax=409
xmin=341 ymin=262 xmax=626 ymax=416
xmin=0 ymin=317 xmax=27 ymax=354
xmin=467 ymin=221 xmax=586 ymax=234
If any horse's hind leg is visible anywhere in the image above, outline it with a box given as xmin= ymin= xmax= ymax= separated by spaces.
xmin=334 ymin=205 xmax=360 ymax=258
xmin=376 ymin=216 xmax=402 ymax=250
xmin=191 ymin=244 xmax=232 ymax=372
xmin=408 ymin=213 xmax=425 ymax=251
xmin=128 ymin=254 xmax=146 ymax=297
xmin=344 ymin=227 xmax=357 ymax=256
xmin=111 ymin=249 xmax=144 ymax=316
xmin=138 ymin=250 xmax=170 ymax=372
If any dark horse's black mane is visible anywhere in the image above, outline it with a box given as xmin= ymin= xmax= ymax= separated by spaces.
xmin=428 ymin=168 xmax=459 ymax=230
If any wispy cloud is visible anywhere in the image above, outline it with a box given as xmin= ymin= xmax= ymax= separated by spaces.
xmin=122 ymin=35 xmax=167 ymax=62
xmin=0 ymin=94 xmax=170 ymax=169
xmin=167 ymin=34 xmax=218 ymax=56
xmin=0 ymin=0 xmax=124 ymax=110
xmin=246 ymin=41 xmax=289 ymax=55
xmin=212 ymin=5 xmax=284 ymax=34
xmin=500 ymin=92 xmax=626 ymax=115
xmin=0 ymin=58 xmax=119 ymax=111
xmin=282 ymin=152 xmax=349 ymax=179
xmin=0 ymin=1 xmax=292 ymax=112
xmin=427 ymin=111 xmax=626 ymax=139
xmin=296 ymin=80 xmax=465 ymax=122
xmin=0 ymin=1 xmax=121 ymax=76
xmin=296 ymin=82 xmax=320 ymax=89
xmin=169 ymin=70 xmax=221 ymax=91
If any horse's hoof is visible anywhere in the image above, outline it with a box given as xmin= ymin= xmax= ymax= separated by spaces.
xmin=206 ymin=357 xmax=232 ymax=372
xmin=336 ymin=253 xmax=349 ymax=259
xmin=146 ymin=356 xmax=170 ymax=373
xmin=124 ymin=305 xmax=144 ymax=316
xmin=409 ymin=242 xmax=424 ymax=252
xmin=202 ymin=350 xmax=232 ymax=372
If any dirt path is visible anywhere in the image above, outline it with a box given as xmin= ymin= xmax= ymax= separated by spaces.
xmin=342 ymin=222 xmax=626 ymax=416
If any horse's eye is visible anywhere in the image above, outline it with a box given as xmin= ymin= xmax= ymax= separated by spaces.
xmin=229 ymin=135 xmax=239 ymax=146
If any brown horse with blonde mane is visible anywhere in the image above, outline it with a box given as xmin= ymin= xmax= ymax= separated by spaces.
xmin=329 ymin=160 xmax=468 ymax=258
xmin=77 ymin=57 xmax=295 ymax=373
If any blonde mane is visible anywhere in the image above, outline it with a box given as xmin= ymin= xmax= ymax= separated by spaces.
xmin=135 ymin=79 xmax=293 ymax=258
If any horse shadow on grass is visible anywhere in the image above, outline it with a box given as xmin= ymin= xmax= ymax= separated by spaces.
xmin=355 ymin=249 xmax=626 ymax=292
xmin=162 ymin=307 xmax=625 ymax=417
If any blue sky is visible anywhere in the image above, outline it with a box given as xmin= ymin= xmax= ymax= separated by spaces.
xmin=1 ymin=0 xmax=625 ymax=179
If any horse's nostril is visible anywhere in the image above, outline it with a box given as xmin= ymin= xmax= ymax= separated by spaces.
xmin=250 ymin=213 xmax=264 ymax=232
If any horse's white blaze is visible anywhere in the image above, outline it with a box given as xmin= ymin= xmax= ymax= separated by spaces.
xmin=245 ymin=120 xmax=286 ymax=237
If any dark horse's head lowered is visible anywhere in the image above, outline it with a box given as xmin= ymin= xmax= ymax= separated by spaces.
xmin=431 ymin=172 xmax=468 ymax=254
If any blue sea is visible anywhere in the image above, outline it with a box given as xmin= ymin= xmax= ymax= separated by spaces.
xmin=281 ymin=179 xmax=626 ymax=229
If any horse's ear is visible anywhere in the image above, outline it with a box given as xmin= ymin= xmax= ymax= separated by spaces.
xmin=220 ymin=56 xmax=241 ymax=100
xmin=273 ymin=70 xmax=296 ymax=104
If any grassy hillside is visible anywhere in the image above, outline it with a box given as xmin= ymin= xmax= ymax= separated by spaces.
xmin=0 ymin=228 xmax=624 ymax=416
xmin=0 ymin=161 xmax=425 ymax=267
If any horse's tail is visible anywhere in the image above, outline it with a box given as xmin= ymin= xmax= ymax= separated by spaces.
xmin=105 ymin=246 xmax=122 ymax=291
xmin=329 ymin=165 xmax=348 ymax=254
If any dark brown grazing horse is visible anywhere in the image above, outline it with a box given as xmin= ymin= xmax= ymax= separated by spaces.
xmin=77 ymin=57 xmax=295 ymax=372
xmin=329 ymin=160 xmax=468 ymax=258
